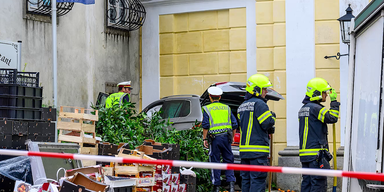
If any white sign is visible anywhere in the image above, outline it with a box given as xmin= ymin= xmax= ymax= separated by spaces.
xmin=0 ymin=40 xmax=20 ymax=69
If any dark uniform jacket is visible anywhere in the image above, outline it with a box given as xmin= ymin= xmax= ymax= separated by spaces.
xmin=298 ymin=96 xmax=340 ymax=162
xmin=238 ymin=93 xmax=275 ymax=159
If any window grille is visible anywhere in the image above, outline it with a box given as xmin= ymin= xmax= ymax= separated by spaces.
xmin=107 ymin=0 xmax=146 ymax=31
xmin=27 ymin=0 xmax=74 ymax=17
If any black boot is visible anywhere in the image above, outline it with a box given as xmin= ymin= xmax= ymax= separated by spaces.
xmin=212 ymin=185 xmax=220 ymax=192
xmin=229 ymin=181 xmax=235 ymax=192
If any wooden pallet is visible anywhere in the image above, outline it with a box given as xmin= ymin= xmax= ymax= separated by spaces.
xmin=58 ymin=130 xmax=96 ymax=144
xmin=57 ymin=118 xmax=96 ymax=132
xmin=59 ymin=106 xmax=98 ymax=121
xmin=58 ymin=106 xmax=98 ymax=145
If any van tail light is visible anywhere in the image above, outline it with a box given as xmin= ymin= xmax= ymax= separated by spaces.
xmin=234 ymin=133 xmax=240 ymax=143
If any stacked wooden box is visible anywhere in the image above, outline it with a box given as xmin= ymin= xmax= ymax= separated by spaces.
xmin=57 ymin=106 xmax=98 ymax=167
xmin=114 ymin=149 xmax=156 ymax=192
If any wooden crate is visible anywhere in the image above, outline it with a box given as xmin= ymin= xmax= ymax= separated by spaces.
xmin=103 ymin=167 xmax=114 ymax=176
xmin=58 ymin=130 xmax=96 ymax=144
xmin=79 ymin=144 xmax=98 ymax=167
xmin=59 ymin=106 xmax=98 ymax=121
xmin=58 ymin=106 xmax=98 ymax=145
xmin=58 ymin=118 xmax=96 ymax=132
xmin=114 ymin=149 xmax=156 ymax=176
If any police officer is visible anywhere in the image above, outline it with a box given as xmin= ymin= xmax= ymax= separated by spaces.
xmin=105 ymin=81 xmax=132 ymax=108
xmin=237 ymin=74 xmax=276 ymax=192
xmin=202 ymin=87 xmax=238 ymax=192
xmin=298 ymin=77 xmax=339 ymax=192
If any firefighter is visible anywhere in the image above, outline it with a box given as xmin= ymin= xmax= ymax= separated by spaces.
xmin=298 ymin=77 xmax=340 ymax=192
xmin=237 ymin=74 xmax=276 ymax=192
xmin=202 ymin=87 xmax=238 ymax=192
xmin=105 ymin=81 xmax=132 ymax=108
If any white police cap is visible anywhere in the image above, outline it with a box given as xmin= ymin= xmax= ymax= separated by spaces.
xmin=117 ymin=81 xmax=132 ymax=89
xmin=208 ymin=87 xmax=223 ymax=96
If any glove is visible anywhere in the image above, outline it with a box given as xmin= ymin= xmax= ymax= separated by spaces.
xmin=329 ymin=88 xmax=337 ymax=101
xmin=268 ymin=126 xmax=275 ymax=134
xmin=271 ymin=111 xmax=276 ymax=118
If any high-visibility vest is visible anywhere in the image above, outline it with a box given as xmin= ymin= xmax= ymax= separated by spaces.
xmin=202 ymin=102 xmax=232 ymax=134
xmin=105 ymin=92 xmax=129 ymax=108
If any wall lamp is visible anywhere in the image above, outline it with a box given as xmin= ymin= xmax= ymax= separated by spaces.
xmin=324 ymin=4 xmax=355 ymax=60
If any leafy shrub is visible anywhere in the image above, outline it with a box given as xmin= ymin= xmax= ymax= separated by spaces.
xmin=94 ymin=101 xmax=211 ymax=191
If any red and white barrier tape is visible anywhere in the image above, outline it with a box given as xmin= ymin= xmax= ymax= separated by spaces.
xmin=0 ymin=149 xmax=382 ymax=181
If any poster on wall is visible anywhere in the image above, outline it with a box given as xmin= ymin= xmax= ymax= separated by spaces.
xmin=0 ymin=40 xmax=20 ymax=70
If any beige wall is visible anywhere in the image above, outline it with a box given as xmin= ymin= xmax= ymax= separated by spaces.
xmin=256 ymin=0 xmax=287 ymax=165
xmin=314 ymin=0 xmax=341 ymax=154
xmin=139 ymin=0 xmax=342 ymax=166
xmin=158 ymin=8 xmax=248 ymax=98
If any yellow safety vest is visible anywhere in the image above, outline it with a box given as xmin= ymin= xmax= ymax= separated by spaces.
xmin=105 ymin=92 xmax=129 ymax=108
xmin=202 ymin=102 xmax=232 ymax=134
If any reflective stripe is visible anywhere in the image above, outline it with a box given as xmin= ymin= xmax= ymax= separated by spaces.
xmin=209 ymin=128 xmax=231 ymax=134
xmin=317 ymin=108 xmax=328 ymax=123
xmin=299 ymin=148 xmax=328 ymax=156
xmin=245 ymin=112 xmax=254 ymax=145
xmin=239 ymin=145 xmax=270 ymax=153
xmin=329 ymin=109 xmax=339 ymax=114
xmin=329 ymin=109 xmax=339 ymax=118
xmin=258 ymin=111 xmax=272 ymax=124
xmin=302 ymin=117 xmax=309 ymax=150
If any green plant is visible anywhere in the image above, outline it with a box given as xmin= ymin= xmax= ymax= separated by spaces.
xmin=93 ymin=102 xmax=211 ymax=191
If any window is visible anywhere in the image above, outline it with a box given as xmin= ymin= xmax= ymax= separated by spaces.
xmin=106 ymin=0 xmax=146 ymax=31
xmin=161 ymin=100 xmax=191 ymax=119
xmin=107 ymin=0 xmax=124 ymax=25
xmin=26 ymin=0 xmax=74 ymax=16
xmin=146 ymin=105 xmax=163 ymax=119
xmin=105 ymin=82 xmax=118 ymax=95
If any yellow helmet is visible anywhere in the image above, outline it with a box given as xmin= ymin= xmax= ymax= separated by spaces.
xmin=245 ymin=74 xmax=273 ymax=96
xmin=306 ymin=77 xmax=331 ymax=101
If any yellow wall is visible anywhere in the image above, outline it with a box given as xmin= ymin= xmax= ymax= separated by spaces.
xmin=255 ymin=0 xmax=286 ymax=165
xmin=314 ymin=0 xmax=341 ymax=156
xmin=159 ymin=9 xmax=247 ymax=98
xmin=139 ymin=0 xmax=342 ymax=165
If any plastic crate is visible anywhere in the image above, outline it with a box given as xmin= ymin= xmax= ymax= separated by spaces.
xmin=0 ymin=96 xmax=42 ymax=108
xmin=0 ymin=69 xmax=39 ymax=87
xmin=0 ymin=134 xmax=12 ymax=149
xmin=0 ymin=68 xmax=17 ymax=84
xmin=42 ymin=107 xmax=57 ymax=121
xmin=12 ymin=135 xmax=28 ymax=149
xmin=12 ymin=121 xmax=28 ymax=136
xmin=0 ymin=84 xmax=43 ymax=97
xmin=0 ymin=173 xmax=15 ymax=192
xmin=16 ymin=72 xmax=39 ymax=87
xmin=0 ymin=120 xmax=12 ymax=135
xmin=0 ymin=107 xmax=42 ymax=120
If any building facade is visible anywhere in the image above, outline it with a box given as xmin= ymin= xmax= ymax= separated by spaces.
xmin=140 ymin=0 xmax=371 ymax=189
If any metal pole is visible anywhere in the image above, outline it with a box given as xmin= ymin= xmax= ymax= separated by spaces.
xmin=268 ymin=134 xmax=273 ymax=192
xmin=52 ymin=0 xmax=58 ymax=142
xmin=333 ymin=123 xmax=338 ymax=192
xmin=17 ymin=41 xmax=22 ymax=71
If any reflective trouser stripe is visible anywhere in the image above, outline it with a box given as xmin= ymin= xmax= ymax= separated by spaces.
xmin=240 ymin=145 xmax=270 ymax=153
xmin=299 ymin=148 xmax=328 ymax=156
